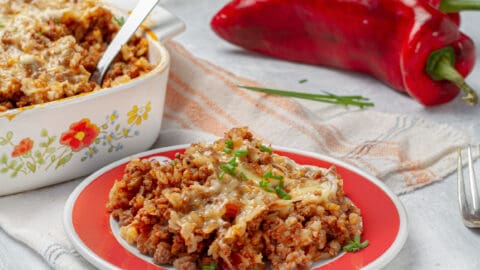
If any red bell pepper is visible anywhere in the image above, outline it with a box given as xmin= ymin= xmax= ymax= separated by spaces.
xmin=211 ymin=0 xmax=478 ymax=106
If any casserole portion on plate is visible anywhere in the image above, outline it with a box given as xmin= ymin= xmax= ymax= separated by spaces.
xmin=107 ymin=127 xmax=364 ymax=270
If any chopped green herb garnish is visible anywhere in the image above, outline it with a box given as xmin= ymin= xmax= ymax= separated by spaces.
xmin=259 ymin=180 xmax=274 ymax=192
xmin=227 ymin=157 xmax=238 ymax=166
xmin=225 ymin=140 xmax=234 ymax=148
xmin=259 ymin=144 xmax=272 ymax=154
xmin=201 ymin=263 xmax=216 ymax=270
xmin=220 ymin=163 xmax=237 ymax=176
xmin=224 ymin=140 xmax=234 ymax=153
xmin=262 ymin=170 xmax=283 ymax=180
xmin=343 ymin=235 xmax=369 ymax=252
xmin=240 ymin=172 xmax=249 ymax=181
xmin=234 ymin=149 xmax=249 ymax=158
xmin=218 ymin=171 xmax=225 ymax=180
xmin=0 ymin=23 xmax=5 ymax=29
xmin=53 ymin=18 xmax=61 ymax=25
xmin=113 ymin=16 xmax=125 ymax=27
xmin=219 ymin=145 xmax=246 ymax=179
xmin=170 ymin=160 xmax=178 ymax=166
xmin=220 ymin=157 xmax=239 ymax=176
xmin=299 ymin=79 xmax=308 ymax=84
xmin=239 ymin=85 xmax=374 ymax=108
xmin=274 ymin=180 xmax=291 ymax=200
xmin=261 ymin=171 xmax=290 ymax=199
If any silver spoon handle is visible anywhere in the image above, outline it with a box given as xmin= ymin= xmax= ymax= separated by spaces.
xmin=93 ymin=0 xmax=160 ymax=85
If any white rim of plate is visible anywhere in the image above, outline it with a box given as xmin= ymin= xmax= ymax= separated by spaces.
xmin=63 ymin=144 xmax=408 ymax=270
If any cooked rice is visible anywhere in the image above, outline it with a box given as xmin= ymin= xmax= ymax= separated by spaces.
xmin=0 ymin=0 xmax=153 ymax=112
xmin=107 ymin=127 xmax=363 ymax=270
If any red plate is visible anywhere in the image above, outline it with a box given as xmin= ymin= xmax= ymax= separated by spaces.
xmin=64 ymin=145 xmax=407 ymax=270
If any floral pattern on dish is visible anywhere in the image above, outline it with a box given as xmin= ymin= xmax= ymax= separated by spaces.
xmin=0 ymin=101 xmax=151 ymax=177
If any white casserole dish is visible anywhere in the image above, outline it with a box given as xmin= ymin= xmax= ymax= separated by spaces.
xmin=0 ymin=2 xmax=184 ymax=196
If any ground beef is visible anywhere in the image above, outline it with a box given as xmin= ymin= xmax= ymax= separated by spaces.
xmin=107 ymin=127 xmax=364 ymax=269
xmin=0 ymin=0 xmax=153 ymax=112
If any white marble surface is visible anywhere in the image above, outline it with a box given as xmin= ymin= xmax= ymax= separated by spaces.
xmin=2 ymin=0 xmax=480 ymax=269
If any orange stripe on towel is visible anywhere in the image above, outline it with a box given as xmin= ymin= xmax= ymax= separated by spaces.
xmin=402 ymin=160 xmax=436 ymax=187
xmin=165 ymin=85 xmax=230 ymax=135
xmin=388 ymin=145 xmax=436 ymax=188
xmin=163 ymin=111 xmax=192 ymax=129
xmin=169 ymin=72 xmax=240 ymax=126
xmin=202 ymin=53 xmax=306 ymax=115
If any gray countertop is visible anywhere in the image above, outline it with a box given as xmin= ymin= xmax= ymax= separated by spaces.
xmin=2 ymin=0 xmax=480 ymax=269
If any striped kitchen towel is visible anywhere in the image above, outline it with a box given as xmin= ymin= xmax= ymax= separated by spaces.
xmin=163 ymin=41 xmax=471 ymax=194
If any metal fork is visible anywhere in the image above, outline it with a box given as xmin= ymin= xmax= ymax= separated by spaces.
xmin=457 ymin=145 xmax=480 ymax=228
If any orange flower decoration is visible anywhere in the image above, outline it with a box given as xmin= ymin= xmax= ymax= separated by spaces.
xmin=11 ymin=138 xmax=34 ymax=157
xmin=60 ymin=118 xmax=99 ymax=152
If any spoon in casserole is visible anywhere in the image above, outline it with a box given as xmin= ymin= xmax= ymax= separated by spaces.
xmin=90 ymin=0 xmax=160 ymax=86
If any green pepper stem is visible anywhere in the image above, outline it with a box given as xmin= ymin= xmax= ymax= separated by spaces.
xmin=426 ymin=47 xmax=478 ymax=106
xmin=434 ymin=58 xmax=477 ymax=105
xmin=440 ymin=0 xmax=480 ymax=12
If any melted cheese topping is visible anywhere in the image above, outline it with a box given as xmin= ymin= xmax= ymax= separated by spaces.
xmin=0 ymin=0 xmax=153 ymax=112
xmin=168 ymin=147 xmax=342 ymax=258
xmin=0 ymin=0 xmax=99 ymax=94
xmin=108 ymin=127 xmax=362 ymax=269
